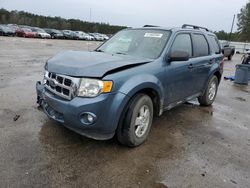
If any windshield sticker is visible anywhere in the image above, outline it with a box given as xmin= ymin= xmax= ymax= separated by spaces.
xmin=144 ymin=33 xmax=163 ymax=38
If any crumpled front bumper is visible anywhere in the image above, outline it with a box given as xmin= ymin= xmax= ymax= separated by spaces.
xmin=36 ymin=81 xmax=129 ymax=140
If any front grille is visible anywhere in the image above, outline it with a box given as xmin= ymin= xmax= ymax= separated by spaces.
xmin=44 ymin=71 xmax=79 ymax=100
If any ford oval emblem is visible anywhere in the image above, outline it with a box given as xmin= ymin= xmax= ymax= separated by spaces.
xmin=49 ymin=79 xmax=58 ymax=87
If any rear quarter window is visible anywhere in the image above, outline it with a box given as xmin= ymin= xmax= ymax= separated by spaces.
xmin=208 ymin=35 xmax=220 ymax=54
xmin=192 ymin=34 xmax=209 ymax=57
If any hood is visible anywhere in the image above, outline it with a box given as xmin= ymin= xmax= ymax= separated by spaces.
xmin=39 ymin=32 xmax=50 ymax=35
xmin=26 ymin=31 xmax=35 ymax=34
xmin=47 ymin=51 xmax=152 ymax=77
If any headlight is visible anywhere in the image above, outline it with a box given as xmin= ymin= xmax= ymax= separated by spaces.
xmin=42 ymin=70 xmax=49 ymax=84
xmin=77 ymin=78 xmax=113 ymax=97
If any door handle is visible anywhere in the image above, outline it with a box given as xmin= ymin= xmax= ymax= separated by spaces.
xmin=188 ymin=64 xmax=193 ymax=69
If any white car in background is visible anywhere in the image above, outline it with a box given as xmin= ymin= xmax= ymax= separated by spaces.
xmin=89 ymin=33 xmax=105 ymax=41
xmin=99 ymin=33 xmax=109 ymax=40
xmin=75 ymin=31 xmax=94 ymax=40
xmin=85 ymin=33 xmax=95 ymax=40
xmin=31 ymin=27 xmax=51 ymax=39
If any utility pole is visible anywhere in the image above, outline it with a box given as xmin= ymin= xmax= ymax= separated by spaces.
xmin=229 ymin=14 xmax=236 ymax=43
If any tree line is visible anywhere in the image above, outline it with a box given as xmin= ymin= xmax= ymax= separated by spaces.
xmin=214 ymin=31 xmax=240 ymax=42
xmin=0 ymin=8 xmax=126 ymax=34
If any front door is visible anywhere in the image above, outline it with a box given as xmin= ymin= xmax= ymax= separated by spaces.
xmin=164 ymin=33 xmax=195 ymax=106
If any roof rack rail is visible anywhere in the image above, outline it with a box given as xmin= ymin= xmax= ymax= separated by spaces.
xmin=182 ymin=24 xmax=210 ymax=32
xmin=143 ymin=25 xmax=159 ymax=27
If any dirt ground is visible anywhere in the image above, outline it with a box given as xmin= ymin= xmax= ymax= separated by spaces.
xmin=0 ymin=36 xmax=249 ymax=188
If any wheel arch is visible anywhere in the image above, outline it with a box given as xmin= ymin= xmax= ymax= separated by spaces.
xmin=201 ymin=69 xmax=221 ymax=95
xmin=128 ymin=88 xmax=162 ymax=117
xmin=118 ymin=74 xmax=165 ymax=116
xmin=214 ymin=70 xmax=222 ymax=83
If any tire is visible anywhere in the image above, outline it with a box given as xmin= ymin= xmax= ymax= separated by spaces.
xmin=228 ymin=55 xmax=232 ymax=61
xmin=117 ymin=94 xmax=154 ymax=147
xmin=198 ymin=76 xmax=218 ymax=106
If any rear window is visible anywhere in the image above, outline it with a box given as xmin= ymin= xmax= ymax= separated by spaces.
xmin=192 ymin=34 xmax=209 ymax=57
xmin=208 ymin=35 xmax=220 ymax=54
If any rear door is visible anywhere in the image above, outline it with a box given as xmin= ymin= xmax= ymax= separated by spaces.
xmin=207 ymin=34 xmax=223 ymax=74
xmin=190 ymin=33 xmax=212 ymax=93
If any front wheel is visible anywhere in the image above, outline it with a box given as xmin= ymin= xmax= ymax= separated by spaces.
xmin=117 ymin=94 xmax=153 ymax=147
xmin=198 ymin=76 xmax=218 ymax=106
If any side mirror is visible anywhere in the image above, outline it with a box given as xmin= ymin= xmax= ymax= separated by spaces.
xmin=168 ymin=51 xmax=189 ymax=62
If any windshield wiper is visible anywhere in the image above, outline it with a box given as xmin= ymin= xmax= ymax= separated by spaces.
xmin=115 ymin=52 xmax=127 ymax=55
xmin=95 ymin=49 xmax=104 ymax=52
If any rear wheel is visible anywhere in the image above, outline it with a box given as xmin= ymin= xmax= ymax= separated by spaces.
xmin=198 ymin=76 xmax=218 ymax=106
xmin=117 ymin=94 xmax=153 ymax=147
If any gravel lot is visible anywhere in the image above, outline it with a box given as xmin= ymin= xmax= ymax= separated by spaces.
xmin=0 ymin=36 xmax=250 ymax=188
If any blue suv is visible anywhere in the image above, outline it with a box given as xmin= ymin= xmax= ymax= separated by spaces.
xmin=36 ymin=24 xmax=223 ymax=147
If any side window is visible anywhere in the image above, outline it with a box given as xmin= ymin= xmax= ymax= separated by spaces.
xmin=171 ymin=34 xmax=192 ymax=57
xmin=192 ymin=34 xmax=209 ymax=57
xmin=208 ymin=35 xmax=220 ymax=54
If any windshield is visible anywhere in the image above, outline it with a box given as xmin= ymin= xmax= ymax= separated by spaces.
xmin=23 ymin=28 xmax=32 ymax=32
xmin=0 ymin=25 xmax=12 ymax=32
xmin=98 ymin=29 xmax=171 ymax=59
xmin=33 ymin=28 xmax=45 ymax=32
xmin=63 ymin=30 xmax=71 ymax=33
xmin=53 ymin=30 xmax=61 ymax=34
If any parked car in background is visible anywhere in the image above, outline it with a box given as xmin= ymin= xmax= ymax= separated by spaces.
xmin=7 ymin=24 xmax=20 ymax=33
xmin=89 ymin=33 xmax=104 ymax=41
xmin=74 ymin=31 xmax=93 ymax=40
xmin=0 ymin=22 xmax=113 ymax=41
xmin=85 ymin=33 xmax=95 ymax=40
xmin=74 ymin=31 xmax=85 ymax=40
xmin=62 ymin=30 xmax=77 ymax=39
xmin=220 ymin=40 xmax=235 ymax=60
xmin=99 ymin=33 xmax=109 ymax=40
xmin=36 ymin=24 xmax=223 ymax=147
xmin=16 ymin=27 xmax=36 ymax=38
xmin=0 ymin=25 xmax=15 ymax=36
xmin=44 ymin=28 xmax=64 ymax=39
xmin=31 ymin=27 xmax=51 ymax=39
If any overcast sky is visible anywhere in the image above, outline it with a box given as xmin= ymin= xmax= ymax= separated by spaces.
xmin=0 ymin=0 xmax=248 ymax=31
